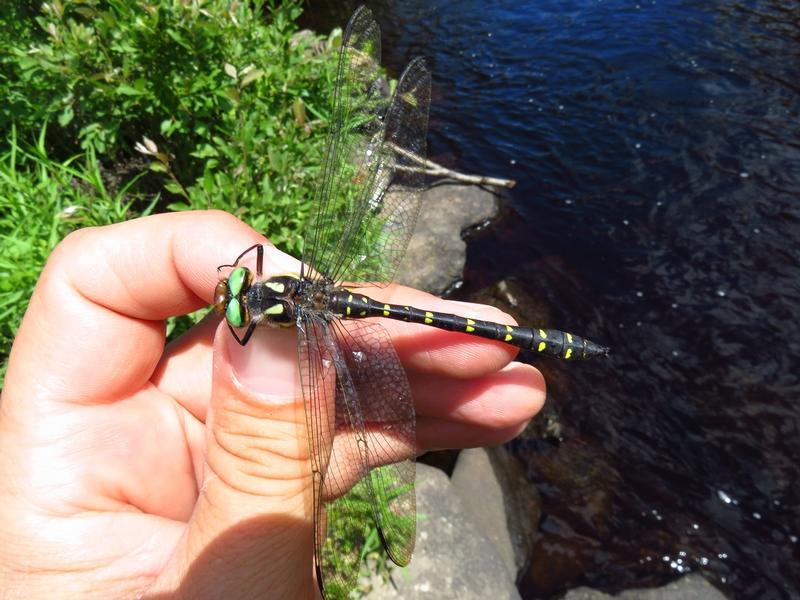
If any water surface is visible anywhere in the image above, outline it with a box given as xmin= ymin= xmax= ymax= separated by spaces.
xmin=302 ymin=2 xmax=800 ymax=597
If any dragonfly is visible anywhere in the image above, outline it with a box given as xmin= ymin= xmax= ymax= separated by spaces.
xmin=213 ymin=6 xmax=608 ymax=598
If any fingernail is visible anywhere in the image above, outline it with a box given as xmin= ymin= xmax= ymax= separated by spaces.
xmin=224 ymin=325 xmax=299 ymax=398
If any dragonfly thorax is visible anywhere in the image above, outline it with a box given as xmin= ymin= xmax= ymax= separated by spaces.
xmin=215 ymin=267 xmax=303 ymax=329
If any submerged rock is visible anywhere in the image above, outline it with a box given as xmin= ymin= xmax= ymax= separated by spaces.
xmin=563 ymin=573 xmax=727 ymax=600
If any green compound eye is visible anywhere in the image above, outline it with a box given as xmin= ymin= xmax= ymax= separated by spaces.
xmin=228 ymin=267 xmax=247 ymax=297
xmin=226 ymin=298 xmax=243 ymax=327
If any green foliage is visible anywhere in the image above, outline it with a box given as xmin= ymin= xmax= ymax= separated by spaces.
xmin=0 ymin=2 xmax=306 ymax=381
xmin=1 ymin=0 xmax=343 ymax=256
xmin=0 ymin=126 xmax=156 ymax=375
xmin=0 ymin=0 xmax=345 ymax=370
xmin=321 ymin=467 xmax=414 ymax=599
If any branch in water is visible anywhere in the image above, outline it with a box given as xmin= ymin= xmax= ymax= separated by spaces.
xmin=388 ymin=142 xmax=516 ymax=189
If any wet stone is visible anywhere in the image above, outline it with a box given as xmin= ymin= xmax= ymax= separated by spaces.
xmin=365 ymin=464 xmax=520 ymax=600
xmin=450 ymin=447 xmax=540 ymax=578
xmin=563 ymin=573 xmax=727 ymax=600
xmin=394 ymin=182 xmax=499 ymax=295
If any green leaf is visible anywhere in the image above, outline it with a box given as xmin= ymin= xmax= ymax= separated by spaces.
xmin=240 ymin=68 xmax=264 ymax=88
xmin=166 ymin=29 xmax=189 ymax=48
xmin=58 ymin=105 xmax=74 ymax=127
xmin=293 ymin=97 xmax=306 ymax=125
xmin=190 ymin=144 xmax=219 ymax=159
xmin=117 ymin=85 xmax=144 ymax=96
xmin=164 ymin=181 xmax=185 ymax=196
xmin=160 ymin=119 xmax=178 ymax=135
xmin=328 ymin=27 xmax=343 ymax=50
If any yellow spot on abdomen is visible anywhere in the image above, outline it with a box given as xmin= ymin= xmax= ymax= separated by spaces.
xmin=466 ymin=318 xmax=475 ymax=333
xmin=539 ymin=329 xmax=548 ymax=339
xmin=504 ymin=333 xmax=513 ymax=342
xmin=424 ymin=311 xmax=434 ymax=325
xmin=566 ymin=333 xmax=573 ymax=343
xmin=383 ymin=304 xmax=391 ymax=317
xmin=565 ymin=348 xmax=573 ymax=359
xmin=537 ymin=341 xmax=546 ymax=352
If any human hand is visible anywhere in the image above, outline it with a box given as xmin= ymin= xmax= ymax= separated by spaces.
xmin=0 ymin=210 xmax=544 ymax=598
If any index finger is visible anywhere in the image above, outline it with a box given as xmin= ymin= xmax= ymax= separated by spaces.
xmin=353 ymin=285 xmax=520 ymax=378
xmin=5 ymin=210 xmax=296 ymax=405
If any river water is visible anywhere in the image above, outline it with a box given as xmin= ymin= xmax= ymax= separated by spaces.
xmin=301 ymin=2 xmax=800 ymax=598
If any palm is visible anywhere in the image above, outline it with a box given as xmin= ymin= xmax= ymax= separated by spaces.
xmin=4 ymin=324 xmax=207 ymax=592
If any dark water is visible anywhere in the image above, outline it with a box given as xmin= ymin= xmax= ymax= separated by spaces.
xmin=301 ymin=1 xmax=800 ymax=598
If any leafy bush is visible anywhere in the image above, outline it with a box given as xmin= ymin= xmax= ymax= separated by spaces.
xmin=0 ymin=0 xmax=346 ymax=369
xmin=1 ymin=0 xmax=342 ymax=255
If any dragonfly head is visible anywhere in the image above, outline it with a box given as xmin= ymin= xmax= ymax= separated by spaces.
xmin=214 ymin=266 xmax=253 ymax=328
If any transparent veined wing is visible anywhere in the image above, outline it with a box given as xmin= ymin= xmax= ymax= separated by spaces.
xmin=298 ymin=316 xmax=416 ymax=598
xmin=302 ymin=5 xmax=431 ymax=287
xmin=329 ymin=318 xmax=416 ymax=566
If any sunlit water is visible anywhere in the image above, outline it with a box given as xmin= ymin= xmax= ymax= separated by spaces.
xmin=301 ymin=2 xmax=800 ymax=597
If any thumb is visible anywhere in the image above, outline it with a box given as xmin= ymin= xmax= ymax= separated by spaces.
xmin=152 ymin=323 xmax=315 ymax=599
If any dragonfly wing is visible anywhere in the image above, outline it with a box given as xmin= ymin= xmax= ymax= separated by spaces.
xmin=302 ymin=6 xmax=431 ymax=287
xmin=301 ymin=5 xmax=384 ymax=282
xmin=298 ymin=315 xmax=416 ymax=598
xmin=343 ymin=56 xmax=431 ymax=287
xmin=329 ymin=319 xmax=416 ymax=566
xmin=297 ymin=317 xmax=341 ymax=595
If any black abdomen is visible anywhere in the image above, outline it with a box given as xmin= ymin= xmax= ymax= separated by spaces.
xmin=328 ymin=291 xmax=608 ymax=360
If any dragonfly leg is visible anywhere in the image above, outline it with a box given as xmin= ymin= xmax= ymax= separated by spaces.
xmin=254 ymin=244 xmax=264 ymax=276
xmin=217 ymin=243 xmax=264 ymax=275
xmin=228 ymin=321 xmax=257 ymax=346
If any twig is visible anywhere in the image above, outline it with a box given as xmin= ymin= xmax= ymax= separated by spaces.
xmin=388 ymin=142 xmax=516 ymax=189
xmin=393 ymin=164 xmax=516 ymax=188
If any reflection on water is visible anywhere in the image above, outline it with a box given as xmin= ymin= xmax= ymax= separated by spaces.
xmin=302 ymin=1 xmax=800 ymax=597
